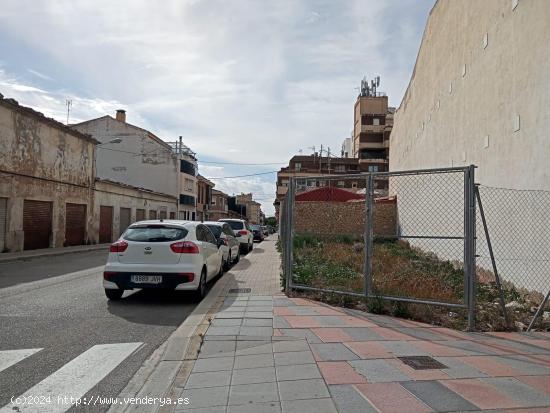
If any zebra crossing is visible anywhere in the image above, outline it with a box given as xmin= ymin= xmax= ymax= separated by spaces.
xmin=0 ymin=342 xmax=143 ymax=413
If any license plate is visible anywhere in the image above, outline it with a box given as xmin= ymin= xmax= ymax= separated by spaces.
xmin=131 ymin=275 xmax=162 ymax=284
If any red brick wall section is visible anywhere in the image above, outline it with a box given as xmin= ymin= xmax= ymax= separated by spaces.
xmin=293 ymin=199 xmax=397 ymax=237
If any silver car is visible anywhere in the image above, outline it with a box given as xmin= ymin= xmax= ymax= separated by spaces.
xmin=204 ymin=221 xmax=241 ymax=270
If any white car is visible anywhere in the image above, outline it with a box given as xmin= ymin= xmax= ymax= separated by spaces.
xmin=103 ymin=220 xmax=223 ymax=300
xmin=218 ymin=219 xmax=254 ymax=253
xmin=204 ymin=221 xmax=241 ymax=270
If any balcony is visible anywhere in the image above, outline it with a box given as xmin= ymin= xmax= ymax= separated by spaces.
xmin=360 ymin=124 xmax=385 ymax=134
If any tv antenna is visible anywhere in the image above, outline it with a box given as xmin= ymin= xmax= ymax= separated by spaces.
xmin=66 ymin=99 xmax=73 ymax=124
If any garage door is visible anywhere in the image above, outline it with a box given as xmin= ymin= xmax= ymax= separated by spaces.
xmin=149 ymin=210 xmax=157 ymax=219
xmin=99 ymin=206 xmax=113 ymax=243
xmin=65 ymin=203 xmax=87 ymax=246
xmin=119 ymin=207 xmax=131 ymax=236
xmin=136 ymin=209 xmax=145 ymax=222
xmin=159 ymin=210 xmax=167 ymax=220
xmin=23 ymin=200 xmax=52 ymax=250
xmin=0 ymin=198 xmax=7 ymax=252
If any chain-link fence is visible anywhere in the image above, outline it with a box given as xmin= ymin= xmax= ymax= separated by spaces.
xmin=281 ymin=166 xmax=477 ymax=329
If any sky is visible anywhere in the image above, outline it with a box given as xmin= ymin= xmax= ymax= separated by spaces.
xmin=0 ymin=0 xmax=434 ymax=215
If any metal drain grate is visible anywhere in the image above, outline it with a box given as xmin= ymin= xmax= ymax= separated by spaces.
xmin=228 ymin=288 xmax=251 ymax=294
xmin=398 ymin=356 xmax=448 ymax=370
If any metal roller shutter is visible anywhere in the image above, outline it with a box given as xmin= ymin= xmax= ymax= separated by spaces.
xmin=23 ymin=200 xmax=52 ymax=250
xmin=65 ymin=203 xmax=87 ymax=246
xmin=0 ymin=198 xmax=7 ymax=252
xmin=149 ymin=210 xmax=157 ymax=219
xmin=119 ymin=207 xmax=131 ymax=236
xmin=99 ymin=206 xmax=113 ymax=243
xmin=136 ymin=209 xmax=145 ymax=222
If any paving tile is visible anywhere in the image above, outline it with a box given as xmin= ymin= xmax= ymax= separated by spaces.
xmin=220 ymin=306 xmax=248 ymax=312
xmin=237 ymin=335 xmax=273 ymax=341
xmin=312 ymin=307 xmax=345 ymax=316
xmin=435 ymin=356 xmax=488 ymax=379
xmin=342 ymin=327 xmax=384 ymax=341
xmin=216 ymin=313 xmax=247 ymax=319
xmin=290 ymin=298 xmax=319 ymax=306
xmin=371 ymin=327 xmax=418 ymax=341
xmin=310 ymin=343 xmax=359 ymax=361
xmin=227 ymin=402 xmax=281 ymax=413
xmin=290 ymin=306 xmax=321 ymax=316
xmin=272 ymin=340 xmax=310 ymax=353
xmin=185 ymin=371 xmax=232 ymax=389
xmin=354 ymin=382 xmax=432 ymax=413
xmin=284 ymin=316 xmax=321 ymax=328
xmin=274 ymin=307 xmax=295 ymax=316
xmin=517 ymin=375 xmax=550 ymax=395
xmin=232 ymin=366 xmax=276 ymax=385
xmin=459 ymin=356 xmax=524 ymax=377
xmin=193 ymin=357 xmax=234 ymax=373
xmin=480 ymin=377 xmax=550 ymax=407
xmin=234 ymin=353 xmax=274 ymax=369
xmin=401 ymin=380 xmax=478 ymax=412
xmin=179 ymin=386 xmax=229 ymax=408
xmin=236 ymin=341 xmax=273 ymax=355
xmin=337 ymin=315 xmax=377 ymax=327
xmin=381 ymin=340 xmax=430 ymax=357
xmin=393 ymin=327 xmax=449 ymax=341
xmin=386 ymin=358 xmax=451 ymax=381
xmin=199 ymin=341 xmax=237 ymax=358
xmin=494 ymin=355 xmax=550 ymax=375
xmin=276 ymin=364 xmax=321 ymax=381
xmin=249 ymin=296 xmax=273 ymax=301
xmin=412 ymin=340 xmax=475 ymax=357
xmin=247 ymin=300 xmax=274 ymax=306
xmin=328 ymin=384 xmax=378 ymax=413
xmin=276 ymin=328 xmax=323 ymax=343
xmin=344 ymin=341 xmax=393 ymax=359
xmin=349 ymin=359 xmax=411 ymax=382
xmin=239 ymin=326 xmax=274 ymax=336
xmin=441 ymin=378 xmax=523 ymax=410
xmin=242 ymin=318 xmax=273 ymax=327
xmin=246 ymin=306 xmax=274 ymax=312
xmin=176 ymin=406 xmax=226 ymax=413
xmin=206 ymin=326 xmax=241 ymax=336
xmin=228 ymin=382 xmax=279 ymax=405
xmin=244 ymin=312 xmax=274 ymax=318
xmin=281 ymin=398 xmax=337 ymax=413
xmin=205 ymin=335 xmax=237 ymax=341
xmin=278 ymin=379 xmax=330 ymax=401
xmin=273 ymin=298 xmax=296 ymax=306
xmin=274 ymin=351 xmax=315 ymax=366
xmin=317 ymin=361 xmax=367 ymax=385
xmin=444 ymin=340 xmax=499 ymax=356
xmin=211 ymin=318 xmax=243 ymax=327
xmin=311 ymin=328 xmax=354 ymax=343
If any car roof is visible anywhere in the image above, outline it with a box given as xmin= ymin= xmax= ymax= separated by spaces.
xmin=219 ymin=218 xmax=246 ymax=223
xmin=203 ymin=221 xmax=225 ymax=226
xmin=130 ymin=220 xmax=196 ymax=228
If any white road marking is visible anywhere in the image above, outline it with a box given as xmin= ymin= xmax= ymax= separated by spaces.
xmin=0 ymin=348 xmax=42 ymax=373
xmin=0 ymin=342 xmax=143 ymax=413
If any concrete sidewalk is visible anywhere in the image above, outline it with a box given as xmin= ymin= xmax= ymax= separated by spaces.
xmin=0 ymin=243 xmax=109 ymax=263
xmin=168 ymin=236 xmax=550 ymax=413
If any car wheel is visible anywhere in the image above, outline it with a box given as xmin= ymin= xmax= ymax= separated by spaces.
xmin=105 ymin=288 xmax=123 ymax=300
xmin=217 ymin=260 xmax=224 ymax=277
xmin=234 ymin=250 xmax=240 ymax=263
xmin=224 ymin=252 xmax=231 ymax=271
xmin=194 ymin=269 xmax=207 ymax=301
xmin=249 ymin=241 xmax=253 ymax=251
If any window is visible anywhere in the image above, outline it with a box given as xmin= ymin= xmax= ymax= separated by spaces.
xmin=337 ymin=181 xmax=345 ymax=187
xmin=206 ymin=224 xmax=222 ymax=238
xmin=319 ymin=180 xmax=326 ymax=187
xmin=295 ymin=162 xmax=301 ymax=171
xmin=307 ymin=180 xmax=316 ymax=187
xmin=180 ymin=160 xmax=196 ymax=175
xmin=334 ymin=165 xmax=346 ymax=173
xmin=373 ymin=118 xmax=380 ymax=126
xmin=282 ymin=180 xmax=289 ymax=187
xmin=352 ymin=182 xmax=358 ymax=189
xmin=368 ymin=165 xmax=379 ymax=172
xmin=180 ymin=194 xmax=196 ymax=206
xmin=212 ymin=198 xmax=216 ymax=205
xmin=196 ymin=226 xmax=207 ymax=241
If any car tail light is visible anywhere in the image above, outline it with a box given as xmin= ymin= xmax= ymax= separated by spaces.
xmin=110 ymin=240 xmax=128 ymax=253
xmin=170 ymin=241 xmax=199 ymax=254
xmin=178 ymin=273 xmax=195 ymax=282
xmin=238 ymin=230 xmax=247 ymax=236
xmin=103 ymin=271 xmax=116 ymax=280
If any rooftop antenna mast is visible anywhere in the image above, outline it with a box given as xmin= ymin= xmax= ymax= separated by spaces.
xmin=66 ymin=99 xmax=72 ymax=124
xmin=360 ymin=76 xmax=381 ymax=97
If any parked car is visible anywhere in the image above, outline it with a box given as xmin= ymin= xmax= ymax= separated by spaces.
xmin=103 ymin=221 xmax=223 ymax=301
xmin=218 ymin=219 xmax=254 ymax=253
xmin=261 ymin=226 xmax=269 ymax=236
xmin=250 ymin=224 xmax=264 ymax=242
xmin=204 ymin=221 xmax=240 ymax=270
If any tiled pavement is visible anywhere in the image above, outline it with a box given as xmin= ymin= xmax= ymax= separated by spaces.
xmin=175 ymin=236 xmax=550 ymax=413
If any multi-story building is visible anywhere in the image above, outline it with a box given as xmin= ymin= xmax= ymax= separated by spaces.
xmin=209 ymin=189 xmax=230 ymax=221
xmin=235 ymin=193 xmax=262 ymax=224
xmin=352 ymin=78 xmax=394 ymax=172
xmin=274 ymin=154 xmax=375 ymax=219
xmin=0 ymin=96 xmax=97 ymax=252
xmin=166 ymin=137 xmax=198 ymax=221
xmin=196 ymin=174 xmax=214 ymax=222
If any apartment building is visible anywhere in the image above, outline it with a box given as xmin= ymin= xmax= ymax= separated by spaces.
xmin=209 ymin=189 xmax=230 ymax=221
xmin=196 ymin=174 xmax=214 ymax=222
xmin=352 ymin=78 xmax=394 ymax=172
xmin=235 ymin=193 xmax=262 ymax=224
xmin=167 ymin=137 xmax=198 ymax=221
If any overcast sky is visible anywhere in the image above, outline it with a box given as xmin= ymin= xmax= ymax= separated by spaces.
xmin=0 ymin=0 xmax=434 ymax=215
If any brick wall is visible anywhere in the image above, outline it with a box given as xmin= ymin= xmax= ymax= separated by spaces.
xmin=293 ymin=199 xmax=397 ymax=237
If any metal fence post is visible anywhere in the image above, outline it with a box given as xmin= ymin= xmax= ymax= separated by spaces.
xmin=286 ymin=178 xmax=296 ymax=291
xmin=364 ymin=174 xmax=374 ymax=298
xmin=465 ymin=165 xmax=476 ymax=331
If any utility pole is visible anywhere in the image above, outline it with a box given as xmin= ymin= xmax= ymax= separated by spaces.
xmin=319 ymin=144 xmax=323 ymax=173
xmin=66 ymin=99 xmax=72 ymax=124
xmin=327 ymin=147 xmax=331 ymax=174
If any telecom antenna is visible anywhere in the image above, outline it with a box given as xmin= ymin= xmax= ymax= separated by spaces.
xmin=66 ymin=99 xmax=72 ymax=124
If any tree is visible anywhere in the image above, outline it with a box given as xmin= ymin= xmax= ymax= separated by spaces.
xmin=265 ymin=216 xmax=277 ymax=227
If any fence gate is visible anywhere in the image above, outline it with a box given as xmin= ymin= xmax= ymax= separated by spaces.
xmin=281 ymin=166 xmax=477 ymax=330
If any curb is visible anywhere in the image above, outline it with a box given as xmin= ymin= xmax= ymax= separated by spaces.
xmin=0 ymin=244 xmax=110 ymax=263
xmin=107 ymin=265 xmax=234 ymax=413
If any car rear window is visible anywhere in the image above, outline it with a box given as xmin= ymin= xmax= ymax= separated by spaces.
xmin=224 ymin=221 xmax=244 ymax=231
xmin=206 ymin=225 xmax=222 ymax=238
xmin=123 ymin=225 xmax=188 ymax=242
xmin=251 ymin=225 xmax=261 ymax=230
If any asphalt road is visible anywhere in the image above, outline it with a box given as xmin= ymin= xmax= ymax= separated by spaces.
xmin=0 ymin=250 xmax=201 ymax=412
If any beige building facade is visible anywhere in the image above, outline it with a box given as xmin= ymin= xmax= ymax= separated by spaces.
xmin=0 ymin=96 xmax=97 ymax=252
xmin=390 ymin=0 xmax=550 ymax=190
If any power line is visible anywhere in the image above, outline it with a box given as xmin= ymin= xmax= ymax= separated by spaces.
xmin=206 ymin=171 xmax=278 ymax=179
xmin=198 ymin=160 xmax=286 ymax=166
